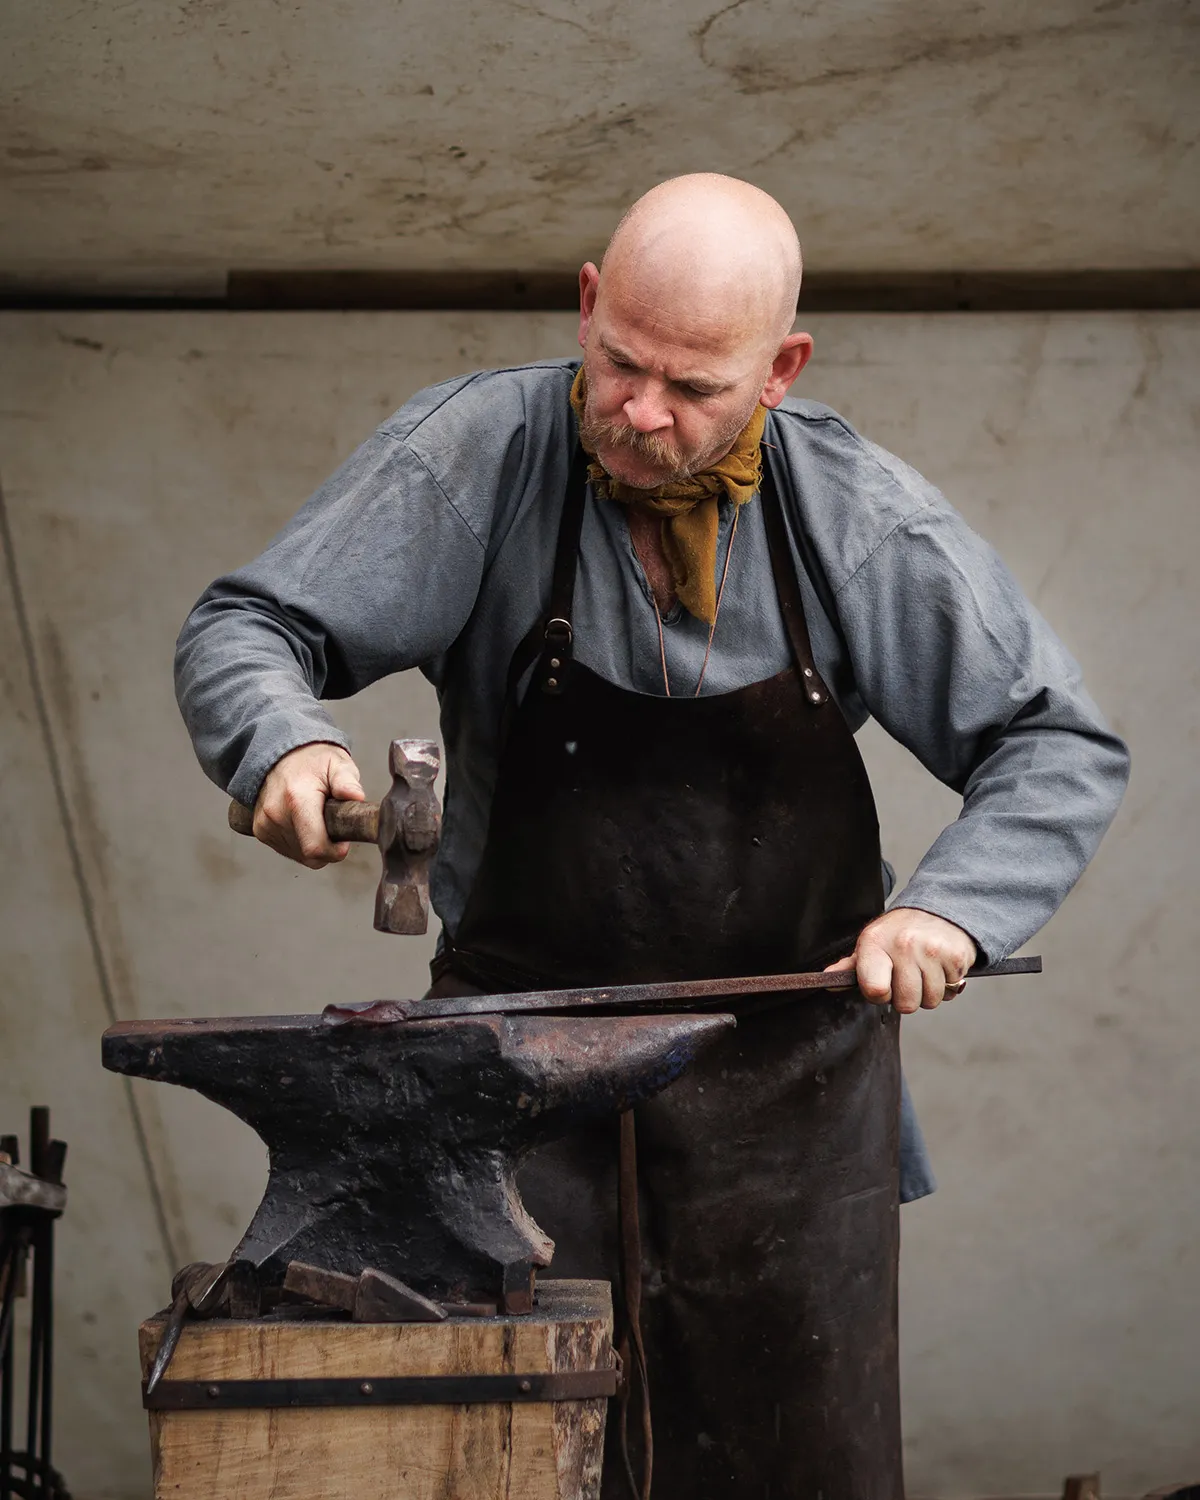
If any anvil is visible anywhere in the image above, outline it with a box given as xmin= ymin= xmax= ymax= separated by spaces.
xmin=102 ymin=1008 xmax=732 ymax=1309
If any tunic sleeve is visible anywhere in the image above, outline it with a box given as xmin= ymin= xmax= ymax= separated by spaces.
xmin=833 ymin=501 xmax=1130 ymax=963
xmin=174 ymin=421 xmax=489 ymax=808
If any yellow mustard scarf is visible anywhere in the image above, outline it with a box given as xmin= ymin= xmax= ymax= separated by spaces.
xmin=569 ymin=367 xmax=766 ymax=625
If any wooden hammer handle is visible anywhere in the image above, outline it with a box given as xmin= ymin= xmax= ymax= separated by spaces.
xmin=227 ymin=798 xmax=380 ymax=843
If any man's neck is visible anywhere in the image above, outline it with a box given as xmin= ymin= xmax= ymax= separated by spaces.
xmin=626 ymin=509 xmax=678 ymax=616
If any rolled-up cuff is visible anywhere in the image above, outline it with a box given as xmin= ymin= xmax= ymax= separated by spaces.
xmin=226 ymin=720 xmax=352 ymax=808
xmin=886 ymin=885 xmax=997 ymax=968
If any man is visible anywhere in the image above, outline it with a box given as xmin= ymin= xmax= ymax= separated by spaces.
xmin=176 ymin=175 xmax=1128 ymax=1498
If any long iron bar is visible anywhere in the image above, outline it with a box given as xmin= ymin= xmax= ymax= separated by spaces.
xmin=39 ymin=1225 xmax=53 ymax=1493
xmin=1 ymin=1329 xmax=10 ymax=1500
xmin=331 ymin=955 xmax=1043 ymax=1025
xmin=25 ymin=1234 xmax=41 ymax=1495
xmin=0 ymin=1238 xmax=16 ymax=1500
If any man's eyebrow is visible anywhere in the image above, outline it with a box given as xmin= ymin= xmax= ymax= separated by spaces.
xmin=599 ymin=336 xmax=641 ymax=369
xmin=673 ymin=371 xmax=728 ymax=395
xmin=599 ymin=337 xmax=728 ymax=394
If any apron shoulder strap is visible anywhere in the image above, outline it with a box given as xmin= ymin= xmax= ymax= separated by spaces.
xmin=759 ymin=460 xmax=831 ymax=708
xmin=501 ymin=444 xmax=589 ymax=732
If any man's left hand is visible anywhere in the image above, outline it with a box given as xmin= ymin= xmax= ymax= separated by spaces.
xmin=823 ymin=908 xmax=977 ymax=1013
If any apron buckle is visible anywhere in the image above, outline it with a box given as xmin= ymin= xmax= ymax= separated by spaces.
xmin=541 ymin=618 xmax=574 ymax=694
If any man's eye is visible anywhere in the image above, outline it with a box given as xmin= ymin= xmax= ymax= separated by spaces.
xmin=609 ymin=355 xmax=634 ymax=372
xmin=681 ymin=385 xmax=716 ymax=400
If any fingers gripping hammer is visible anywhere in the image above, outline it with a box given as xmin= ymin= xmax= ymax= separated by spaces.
xmin=227 ymin=739 xmax=441 ymax=936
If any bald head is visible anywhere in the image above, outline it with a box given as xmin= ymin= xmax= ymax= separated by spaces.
xmin=576 ymin=175 xmax=812 ymax=490
xmin=601 ymin=174 xmax=802 ymax=350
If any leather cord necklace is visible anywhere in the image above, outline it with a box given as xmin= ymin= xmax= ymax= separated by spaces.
xmin=652 ymin=506 xmax=741 ymax=698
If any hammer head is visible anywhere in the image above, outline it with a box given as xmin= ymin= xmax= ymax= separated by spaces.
xmin=374 ymin=739 xmax=440 ymax=936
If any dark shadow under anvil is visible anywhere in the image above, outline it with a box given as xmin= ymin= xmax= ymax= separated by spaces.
xmin=102 ymin=1008 xmax=733 ymax=1307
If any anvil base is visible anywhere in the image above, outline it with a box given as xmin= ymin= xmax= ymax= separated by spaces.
xmin=139 ymin=1279 xmax=613 ymax=1500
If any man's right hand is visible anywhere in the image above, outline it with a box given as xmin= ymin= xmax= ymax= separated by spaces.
xmin=252 ymin=743 xmax=366 ymax=869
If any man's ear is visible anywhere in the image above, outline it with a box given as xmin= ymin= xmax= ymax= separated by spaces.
xmin=578 ymin=263 xmax=600 ymax=349
xmin=760 ymin=333 xmax=814 ymax=408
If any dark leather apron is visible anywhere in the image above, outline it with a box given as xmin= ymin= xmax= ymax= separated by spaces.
xmin=435 ymin=449 xmax=905 ymax=1499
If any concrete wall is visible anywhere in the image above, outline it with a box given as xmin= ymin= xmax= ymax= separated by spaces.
xmin=3 ymin=0 xmax=1197 ymax=293
xmin=0 ymin=310 xmax=1196 ymax=1498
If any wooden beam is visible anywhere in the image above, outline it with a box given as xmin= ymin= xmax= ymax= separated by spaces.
xmin=1 ymin=268 xmax=1197 ymax=313
xmin=223 ymin=268 xmax=1200 ymax=313
xmin=226 ymin=269 xmax=579 ymax=311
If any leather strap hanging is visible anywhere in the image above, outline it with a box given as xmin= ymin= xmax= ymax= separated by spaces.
xmin=501 ymin=444 xmax=589 ymax=743
xmin=759 ymin=463 xmax=830 ymax=707
xmin=616 ymin=1109 xmax=653 ymax=1500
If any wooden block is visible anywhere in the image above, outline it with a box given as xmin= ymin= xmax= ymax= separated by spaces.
xmin=1063 ymin=1476 xmax=1101 ymax=1500
xmin=138 ymin=1279 xmax=612 ymax=1500
xmin=282 ymin=1260 xmax=358 ymax=1312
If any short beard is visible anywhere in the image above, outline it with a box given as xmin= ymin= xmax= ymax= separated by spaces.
xmin=579 ymin=398 xmax=757 ymax=488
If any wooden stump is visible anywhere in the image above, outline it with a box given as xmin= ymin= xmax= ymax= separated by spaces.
xmin=1063 ymin=1478 xmax=1101 ymax=1500
xmin=138 ymin=1279 xmax=614 ymax=1500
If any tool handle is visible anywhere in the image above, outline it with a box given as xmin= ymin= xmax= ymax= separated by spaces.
xmin=227 ymin=798 xmax=380 ymax=843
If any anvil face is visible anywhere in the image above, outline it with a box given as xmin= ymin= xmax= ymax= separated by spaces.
xmin=102 ymin=1009 xmax=732 ymax=1306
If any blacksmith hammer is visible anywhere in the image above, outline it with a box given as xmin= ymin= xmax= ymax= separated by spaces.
xmin=227 ymin=738 xmax=439 ymax=935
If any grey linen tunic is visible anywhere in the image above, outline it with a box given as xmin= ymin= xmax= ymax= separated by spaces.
xmin=175 ymin=358 xmax=1130 ymax=1201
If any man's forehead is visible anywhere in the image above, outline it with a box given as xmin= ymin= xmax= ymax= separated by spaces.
xmin=594 ymin=284 xmax=766 ymax=380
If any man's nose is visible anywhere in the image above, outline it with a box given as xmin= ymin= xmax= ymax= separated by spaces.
xmin=623 ymin=383 xmax=673 ymax=434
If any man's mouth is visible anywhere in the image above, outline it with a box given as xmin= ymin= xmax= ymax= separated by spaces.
xmin=584 ymin=414 xmax=691 ymax=483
